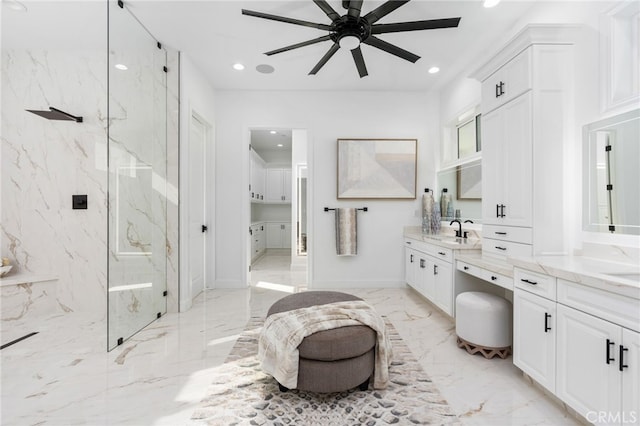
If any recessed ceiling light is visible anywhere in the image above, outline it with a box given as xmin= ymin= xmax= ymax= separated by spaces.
xmin=277 ymin=144 xmax=284 ymax=147
xmin=115 ymin=64 xmax=128 ymax=71
xmin=483 ymin=0 xmax=501 ymax=8
xmin=428 ymin=66 xmax=440 ymax=74
xmin=256 ymin=64 xmax=275 ymax=74
xmin=4 ymin=0 xmax=27 ymax=12
xmin=233 ymin=63 xmax=245 ymax=71
xmin=270 ymin=130 xmax=277 ymax=134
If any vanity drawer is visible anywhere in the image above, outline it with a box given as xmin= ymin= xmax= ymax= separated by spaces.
xmin=483 ymin=238 xmax=532 ymax=258
xmin=404 ymin=239 xmax=452 ymax=263
xmin=557 ymin=279 xmax=640 ymax=332
xmin=514 ymin=268 xmax=556 ymax=300
xmin=483 ymin=225 xmax=532 ymax=245
xmin=457 ymin=260 xmax=483 ymax=280
xmin=458 ymin=261 xmax=513 ymax=290
xmin=481 ymin=270 xmax=513 ymax=291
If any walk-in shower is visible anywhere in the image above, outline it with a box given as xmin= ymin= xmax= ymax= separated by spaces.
xmin=107 ymin=1 xmax=168 ymax=350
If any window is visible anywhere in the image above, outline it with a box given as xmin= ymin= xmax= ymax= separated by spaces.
xmin=457 ymin=114 xmax=481 ymax=159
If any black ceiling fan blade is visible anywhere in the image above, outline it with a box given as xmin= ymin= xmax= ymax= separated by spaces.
xmin=313 ymin=0 xmax=341 ymax=22
xmin=242 ymin=9 xmax=331 ymax=31
xmin=363 ymin=36 xmax=420 ymax=63
xmin=309 ymin=43 xmax=340 ymax=75
xmin=363 ymin=0 xmax=410 ymax=25
xmin=351 ymin=46 xmax=368 ymax=78
xmin=372 ymin=17 xmax=461 ymax=34
xmin=265 ymin=35 xmax=332 ymax=56
xmin=347 ymin=0 xmax=364 ymax=19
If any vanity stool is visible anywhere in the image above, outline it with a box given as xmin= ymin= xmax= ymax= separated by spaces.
xmin=455 ymin=291 xmax=512 ymax=359
xmin=266 ymin=291 xmax=377 ymax=393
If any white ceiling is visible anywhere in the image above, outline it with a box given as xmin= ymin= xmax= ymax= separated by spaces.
xmin=3 ymin=1 xmax=604 ymax=92
xmin=124 ymin=0 xmax=540 ymax=91
xmin=251 ymin=128 xmax=293 ymax=155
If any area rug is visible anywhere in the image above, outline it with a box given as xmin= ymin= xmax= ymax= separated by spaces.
xmin=191 ymin=317 xmax=458 ymax=425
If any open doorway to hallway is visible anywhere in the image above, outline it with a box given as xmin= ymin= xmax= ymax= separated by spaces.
xmin=248 ymin=128 xmax=308 ymax=293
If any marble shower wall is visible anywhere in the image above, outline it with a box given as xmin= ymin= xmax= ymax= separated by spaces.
xmin=1 ymin=48 xmax=109 ymax=318
xmin=1 ymin=44 xmax=180 ymax=330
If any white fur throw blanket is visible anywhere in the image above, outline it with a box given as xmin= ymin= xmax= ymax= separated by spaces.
xmin=258 ymin=300 xmax=392 ymax=390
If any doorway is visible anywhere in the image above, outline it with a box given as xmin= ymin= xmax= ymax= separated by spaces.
xmin=248 ymin=128 xmax=308 ymax=292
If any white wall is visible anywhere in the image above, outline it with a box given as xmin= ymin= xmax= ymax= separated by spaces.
xmin=214 ymin=90 xmax=438 ymax=288
xmin=179 ymin=53 xmax=217 ymax=311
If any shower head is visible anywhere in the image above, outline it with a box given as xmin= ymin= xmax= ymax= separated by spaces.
xmin=26 ymin=107 xmax=83 ymax=123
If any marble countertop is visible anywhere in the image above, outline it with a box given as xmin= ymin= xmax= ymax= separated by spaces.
xmin=510 ymin=255 xmax=640 ymax=300
xmin=403 ymin=227 xmax=482 ymax=251
xmin=455 ymin=252 xmax=515 ymax=277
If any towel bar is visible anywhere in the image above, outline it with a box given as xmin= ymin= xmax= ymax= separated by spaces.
xmin=324 ymin=207 xmax=368 ymax=212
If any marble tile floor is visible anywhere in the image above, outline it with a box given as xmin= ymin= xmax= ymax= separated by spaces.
xmin=1 ymin=256 xmax=583 ymax=425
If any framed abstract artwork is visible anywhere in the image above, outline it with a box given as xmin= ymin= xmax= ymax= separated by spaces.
xmin=337 ymin=139 xmax=417 ymax=199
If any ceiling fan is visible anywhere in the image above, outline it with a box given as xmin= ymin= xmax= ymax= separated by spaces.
xmin=242 ymin=0 xmax=461 ymax=78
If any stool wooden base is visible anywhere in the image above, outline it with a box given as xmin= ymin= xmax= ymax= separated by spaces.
xmin=457 ymin=336 xmax=511 ymax=359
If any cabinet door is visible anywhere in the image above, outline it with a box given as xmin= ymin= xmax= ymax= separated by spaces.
xmin=282 ymin=169 xmax=292 ymax=202
xmin=265 ymin=223 xmax=282 ymax=248
xmin=481 ymin=93 xmax=532 ymax=228
xmin=481 ymin=108 xmax=505 ymax=225
xmin=622 ymin=328 xmax=640 ymax=424
xmin=416 ymin=255 xmax=430 ymax=295
xmin=502 ymin=92 xmax=532 ymax=227
xmin=513 ymin=289 xmax=556 ymax=392
xmin=282 ymin=223 xmax=292 ymax=249
xmin=481 ymin=46 xmax=532 ymax=114
xmin=556 ymin=304 xmax=622 ymax=423
xmin=433 ymin=258 xmax=453 ymax=316
xmin=265 ymin=169 xmax=283 ymax=202
xmin=404 ymin=247 xmax=418 ymax=288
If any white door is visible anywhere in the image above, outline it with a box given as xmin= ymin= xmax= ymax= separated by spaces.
xmin=404 ymin=247 xmax=417 ymax=288
xmin=556 ymin=304 xmax=622 ymax=423
xmin=189 ymin=114 xmax=207 ymax=299
xmin=265 ymin=169 xmax=283 ymax=202
xmin=513 ymin=289 xmax=556 ymax=392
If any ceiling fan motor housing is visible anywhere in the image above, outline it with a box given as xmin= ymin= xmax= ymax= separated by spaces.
xmin=331 ymin=15 xmax=371 ymax=45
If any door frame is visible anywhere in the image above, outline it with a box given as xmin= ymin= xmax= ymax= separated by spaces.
xmin=243 ymin=126 xmax=311 ymax=289
xmin=180 ymin=108 xmax=213 ymax=312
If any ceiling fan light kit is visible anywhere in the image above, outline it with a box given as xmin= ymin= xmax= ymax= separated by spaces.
xmin=242 ymin=0 xmax=461 ymax=78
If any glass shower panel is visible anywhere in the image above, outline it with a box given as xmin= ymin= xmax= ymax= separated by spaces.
xmin=107 ymin=1 xmax=167 ymax=350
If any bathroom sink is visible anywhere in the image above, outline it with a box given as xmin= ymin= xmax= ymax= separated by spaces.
xmin=603 ymin=272 xmax=640 ymax=282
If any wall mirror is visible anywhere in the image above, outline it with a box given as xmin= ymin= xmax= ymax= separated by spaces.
xmin=583 ymin=109 xmax=639 ymax=235
xmin=436 ymin=159 xmax=482 ymax=223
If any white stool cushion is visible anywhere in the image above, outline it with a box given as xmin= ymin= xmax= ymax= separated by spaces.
xmin=456 ymin=291 xmax=512 ymax=348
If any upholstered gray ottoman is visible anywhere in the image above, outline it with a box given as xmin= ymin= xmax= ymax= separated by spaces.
xmin=266 ymin=291 xmax=377 ymax=393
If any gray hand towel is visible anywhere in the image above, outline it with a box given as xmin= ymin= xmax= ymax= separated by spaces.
xmin=335 ymin=208 xmax=357 ymax=256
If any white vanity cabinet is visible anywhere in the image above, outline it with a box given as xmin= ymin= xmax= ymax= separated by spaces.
xmin=513 ymin=268 xmax=557 ymax=393
xmin=471 ymin=26 xmax=574 ymax=258
xmin=512 ymin=264 xmax=640 ymax=425
xmin=404 ymin=238 xmax=454 ymax=316
xmin=555 ymin=280 xmax=640 ymax=425
xmin=265 ymin=168 xmax=292 ymax=203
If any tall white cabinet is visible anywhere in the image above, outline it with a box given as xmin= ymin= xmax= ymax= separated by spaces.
xmin=471 ymin=25 xmax=574 ymax=259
